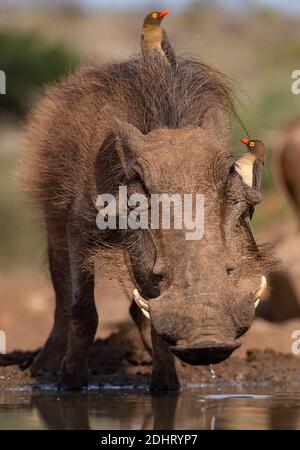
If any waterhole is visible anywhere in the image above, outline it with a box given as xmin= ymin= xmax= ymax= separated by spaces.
xmin=1 ymin=385 xmax=300 ymax=429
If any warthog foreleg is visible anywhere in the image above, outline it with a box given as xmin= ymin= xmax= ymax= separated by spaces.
xmin=150 ymin=327 xmax=181 ymax=391
xmin=59 ymin=231 xmax=98 ymax=390
xmin=31 ymin=226 xmax=71 ymax=378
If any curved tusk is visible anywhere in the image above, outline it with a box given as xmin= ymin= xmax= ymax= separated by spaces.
xmin=133 ymin=289 xmax=149 ymax=311
xmin=252 ymin=276 xmax=267 ymax=309
xmin=133 ymin=289 xmax=150 ymax=320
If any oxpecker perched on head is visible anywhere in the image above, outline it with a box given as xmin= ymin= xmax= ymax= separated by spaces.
xmin=141 ymin=10 xmax=177 ymax=68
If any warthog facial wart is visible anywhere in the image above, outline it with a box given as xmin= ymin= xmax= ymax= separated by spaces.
xmin=0 ymin=70 xmax=6 ymax=95
xmin=0 ymin=330 xmax=6 ymax=354
xmin=96 ymin=186 xmax=204 ymax=241
xmin=291 ymin=330 xmax=300 ymax=356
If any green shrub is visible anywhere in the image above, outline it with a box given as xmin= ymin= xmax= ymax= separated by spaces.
xmin=0 ymin=30 xmax=79 ymax=117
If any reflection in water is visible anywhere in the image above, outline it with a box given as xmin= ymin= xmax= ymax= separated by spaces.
xmin=1 ymin=386 xmax=300 ymax=429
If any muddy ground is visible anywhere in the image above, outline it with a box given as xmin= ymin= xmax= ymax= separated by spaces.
xmin=1 ymin=318 xmax=300 ymax=390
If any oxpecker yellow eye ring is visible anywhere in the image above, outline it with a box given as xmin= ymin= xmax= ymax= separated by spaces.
xmin=249 ymin=141 xmax=255 ymax=147
xmin=152 ymin=12 xmax=158 ymax=19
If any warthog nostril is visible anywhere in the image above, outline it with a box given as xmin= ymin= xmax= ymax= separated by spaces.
xmin=171 ymin=341 xmax=240 ymax=366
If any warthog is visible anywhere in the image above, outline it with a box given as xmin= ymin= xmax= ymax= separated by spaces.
xmin=22 ymin=55 xmax=270 ymax=390
xmin=274 ymin=117 xmax=300 ymax=227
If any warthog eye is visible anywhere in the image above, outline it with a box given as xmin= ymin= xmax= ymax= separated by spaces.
xmin=130 ymin=164 xmax=151 ymax=197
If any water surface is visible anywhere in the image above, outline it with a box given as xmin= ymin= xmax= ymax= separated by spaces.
xmin=1 ymin=385 xmax=300 ymax=430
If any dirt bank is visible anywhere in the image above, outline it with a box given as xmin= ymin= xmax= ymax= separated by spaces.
xmin=1 ymin=264 xmax=300 ymax=391
xmin=1 ymin=320 xmax=300 ymax=390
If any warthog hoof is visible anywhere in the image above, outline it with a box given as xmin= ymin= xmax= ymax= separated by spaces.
xmin=150 ymin=370 xmax=182 ymax=392
xmin=59 ymin=371 xmax=88 ymax=391
xmin=30 ymin=335 xmax=67 ymax=378
xmin=59 ymin=354 xmax=88 ymax=390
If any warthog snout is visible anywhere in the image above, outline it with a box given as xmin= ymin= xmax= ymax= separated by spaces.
xmin=133 ymin=276 xmax=267 ymax=366
xmin=170 ymin=340 xmax=240 ymax=365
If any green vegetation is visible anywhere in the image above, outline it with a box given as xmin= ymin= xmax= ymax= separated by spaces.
xmin=0 ymin=133 xmax=45 ymax=270
xmin=0 ymin=30 xmax=79 ymax=117
xmin=0 ymin=29 xmax=78 ymax=268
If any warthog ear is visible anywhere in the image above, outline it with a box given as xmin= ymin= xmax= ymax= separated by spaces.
xmin=97 ymin=115 xmax=144 ymax=181
xmin=112 ymin=116 xmax=144 ymax=145
xmin=94 ymin=114 xmax=145 ymax=193
xmin=111 ymin=116 xmax=145 ymax=179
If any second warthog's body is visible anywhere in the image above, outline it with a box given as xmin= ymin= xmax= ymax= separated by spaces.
xmin=274 ymin=117 xmax=300 ymax=226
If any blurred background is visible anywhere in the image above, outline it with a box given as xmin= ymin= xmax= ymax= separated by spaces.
xmin=1 ymin=0 xmax=300 ymax=353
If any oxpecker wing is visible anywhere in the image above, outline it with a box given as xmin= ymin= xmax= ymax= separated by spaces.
xmin=252 ymin=159 xmax=263 ymax=192
xmin=162 ymin=29 xmax=177 ymax=67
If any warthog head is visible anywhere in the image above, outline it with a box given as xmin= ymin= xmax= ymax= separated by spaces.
xmin=98 ymin=108 xmax=270 ymax=366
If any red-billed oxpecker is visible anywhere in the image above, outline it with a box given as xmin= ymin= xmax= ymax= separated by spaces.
xmin=234 ymin=138 xmax=266 ymax=250
xmin=236 ymin=138 xmax=266 ymax=198
xmin=141 ymin=10 xmax=177 ymax=67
